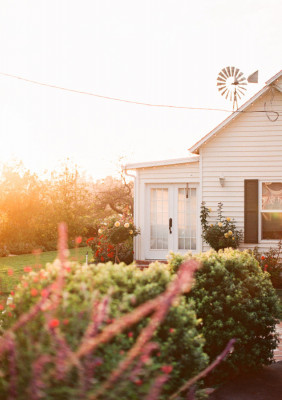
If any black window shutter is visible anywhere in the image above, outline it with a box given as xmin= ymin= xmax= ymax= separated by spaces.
xmin=244 ymin=179 xmax=258 ymax=243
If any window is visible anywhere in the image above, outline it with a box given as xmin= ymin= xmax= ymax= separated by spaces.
xmin=261 ymin=182 xmax=282 ymax=239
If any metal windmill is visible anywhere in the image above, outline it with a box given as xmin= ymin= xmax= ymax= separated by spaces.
xmin=217 ymin=67 xmax=258 ymax=111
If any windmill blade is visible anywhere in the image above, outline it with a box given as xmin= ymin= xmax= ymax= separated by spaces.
xmin=237 ymin=88 xmax=246 ymax=96
xmin=238 ymin=85 xmax=247 ymax=91
xmin=236 ymin=72 xmax=244 ymax=80
xmin=220 ymin=68 xmax=229 ymax=79
xmin=234 ymin=68 xmax=240 ymax=78
xmin=226 ymin=66 xmax=232 ymax=77
xmin=229 ymin=91 xmax=233 ymax=101
xmin=221 ymin=88 xmax=228 ymax=97
xmin=218 ymin=85 xmax=227 ymax=92
xmin=225 ymin=90 xmax=231 ymax=100
xmin=218 ymin=71 xmax=228 ymax=80
xmin=230 ymin=66 xmax=235 ymax=76
xmin=217 ymin=77 xmax=226 ymax=83
xmin=238 ymin=76 xmax=247 ymax=83
xmin=237 ymin=92 xmax=242 ymax=100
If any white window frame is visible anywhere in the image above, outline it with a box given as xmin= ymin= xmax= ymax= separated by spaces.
xmin=259 ymin=180 xmax=282 ymax=242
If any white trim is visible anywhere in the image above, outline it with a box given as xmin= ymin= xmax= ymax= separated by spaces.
xmin=124 ymin=156 xmax=199 ymax=170
xmin=198 ymin=148 xmax=203 ymax=252
xmin=189 ymin=85 xmax=270 ymax=154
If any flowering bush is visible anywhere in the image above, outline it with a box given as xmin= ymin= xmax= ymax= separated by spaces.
xmin=253 ymin=240 xmax=282 ymax=288
xmin=0 ymin=249 xmax=209 ymax=399
xmin=87 ymin=215 xmax=139 ymax=264
xmin=200 ymin=202 xmax=242 ymax=251
xmin=168 ymin=249 xmax=280 ymax=384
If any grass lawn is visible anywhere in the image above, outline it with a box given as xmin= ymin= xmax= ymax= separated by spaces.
xmin=0 ymin=247 xmax=89 ymax=297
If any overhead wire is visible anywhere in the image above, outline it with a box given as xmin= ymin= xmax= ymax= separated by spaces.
xmin=0 ymin=71 xmax=279 ymax=114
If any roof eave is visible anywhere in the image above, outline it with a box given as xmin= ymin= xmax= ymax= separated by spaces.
xmin=124 ymin=156 xmax=199 ymax=170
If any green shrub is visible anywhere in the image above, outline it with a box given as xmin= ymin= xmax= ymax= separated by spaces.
xmin=168 ymin=249 xmax=280 ymax=383
xmin=200 ymin=202 xmax=242 ymax=251
xmin=0 ymin=261 xmax=207 ymax=399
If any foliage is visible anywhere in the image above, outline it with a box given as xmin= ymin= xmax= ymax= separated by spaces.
xmin=94 ymin=175 xmax=133 ymax=217
xmin=253 ymin=240 xmax=282 ymax=288
xmin=0 ymin=162 xmax=134 ymax=255
xmin=168 ymin=249 xmax=280 ymax=384
xmin=200 ymin=202 xmax=242 ymax=251
xmin=87 ymin=215 xmax=139 ymax=264
xmin=0 ymin=235 xmax=208 ymax=399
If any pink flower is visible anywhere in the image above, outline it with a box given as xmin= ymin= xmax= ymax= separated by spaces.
xmin=24 ymin=266 xmax=32 ymax=273
xmin=7 ymin=269 xmax=13 ymax=276
xmin=128 ymin=331 xmax=133 ymax=338
xmin=161 ymin=365 xmax=173 ymax=374
xmin=41 ymin=289 xmax=48 ymax=298
xmin=134 ymin=379 xmax=143 ymax=386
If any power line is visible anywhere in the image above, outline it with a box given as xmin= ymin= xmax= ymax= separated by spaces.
xmin=0 ymin=71 xmax=277 ymax=114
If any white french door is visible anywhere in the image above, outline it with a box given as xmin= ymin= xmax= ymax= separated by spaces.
xmin=145 ymin=184 xmax=198 ymax=259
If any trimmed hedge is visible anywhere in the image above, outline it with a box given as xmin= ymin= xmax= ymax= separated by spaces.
xmin=168 ymin=249 xmax=280 ymax=383
xmin=0 ymin=261 xmax=207 ymax=400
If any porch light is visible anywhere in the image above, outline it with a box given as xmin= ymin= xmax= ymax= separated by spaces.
xmin=219 ymin=174 xmax=225 ymax=187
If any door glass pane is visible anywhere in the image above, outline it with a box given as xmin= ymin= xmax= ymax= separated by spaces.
xmin=178 ymin=188 xmax=196 ymax=250
xmin=150 ymin=188 xmax=168 ymax=249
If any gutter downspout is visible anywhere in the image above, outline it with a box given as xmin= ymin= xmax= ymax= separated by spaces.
xmin=123 ymin=167 xmax=138 ymax=260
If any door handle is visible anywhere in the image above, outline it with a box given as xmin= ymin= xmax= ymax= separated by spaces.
xmin=169 ymin=218 xmax=172 ymax=234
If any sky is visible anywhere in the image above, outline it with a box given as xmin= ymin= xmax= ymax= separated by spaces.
xmin=0 ymin=0 xmax=281 ymax=180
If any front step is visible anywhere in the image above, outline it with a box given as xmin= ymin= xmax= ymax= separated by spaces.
xmin=135 ymin=259 xmax=168 ymax=270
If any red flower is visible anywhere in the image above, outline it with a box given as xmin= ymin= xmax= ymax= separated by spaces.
xmin=7 ymin=312 xmax=12 ymax=317
xmin=0 ymin=304 xmax=4 ymax=310
xmin=33 ymin=277 xmax=39 ymax=283
xmin=107 ymin=252 xmax=114 ymax=258
xmin=101 ymin=256 xmax=105 ymax=262
xmin=128 ymin=331 xmax=133 ymax=338
xmin=161 ymin=365 xmax=173 ymax=374
xmin=30 ymin=288 xmax=38 ymax=297
xmin=156 ymin=352 xmax=161 ymax=357
xmin=10 ymin=291 xmax=15 ymax=296
xmin=24 ymin=266 xmax=32 ymax=273
xmin=7 ymin=269 xmax=13 ymax=276
xmin=261 ymin=255 xmax=265 ymax=260
xmin=49 ymin=319 xmax=60 ymax=328
xmin=75 ymin=236 xmax=82 ymax=245
xmin=95 ymin=250 xmax=100 ymax=257
xmin=169 ymin=328 xmax=175 ymax=333
xmin=41 ymin=289 xmax=48 ymax=298
xmin=264 ymin=264 xmax=269 ymax=271
xmin=9 ymin=304 xmax=16 ymax=309
xmin=86 ymin=237 xmax=94 ymax=245
xmin=134 ymin=379 xmax=143 ymax=386
xmin=63 ymin=319 xmax=69 ymax=325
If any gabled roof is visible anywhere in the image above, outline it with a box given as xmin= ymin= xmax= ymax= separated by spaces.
xmin=124 ymin=155 xmax=199 ymax=170
xmin=189 ymin=69 xmax=282 ymax=154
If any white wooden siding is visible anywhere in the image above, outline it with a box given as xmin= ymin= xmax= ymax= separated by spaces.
xmin=201 ymin=83 xmax=282 ymax=253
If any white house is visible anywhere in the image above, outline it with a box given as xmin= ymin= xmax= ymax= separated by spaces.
xmin=124 ymin=70 xmax=282 ymax=261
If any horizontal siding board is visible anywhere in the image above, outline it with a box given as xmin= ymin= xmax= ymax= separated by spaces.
xmin=201 ymin=88 xmax=282 ymax=248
